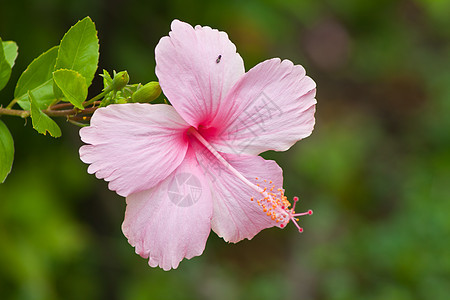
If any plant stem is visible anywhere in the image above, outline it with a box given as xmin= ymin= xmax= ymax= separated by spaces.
xmin=49 ymin=102 xmax=74 ymax=110
xmin=5 ymin=99 xmax=18 ymax=109
xmin=68 ymin=119 xmax=89 ymax=127
xmin=1 ymin=100 xmax=101 ymax=119
xmin=0 ymin=87 xmax=106 ymax=121
xmin=83 ymin=90 xmax=108 ymax=106
xmin=0 ymin=107 xmax=30 ymax=118
xmin=44 ymin=108 xmax=78 ymax=117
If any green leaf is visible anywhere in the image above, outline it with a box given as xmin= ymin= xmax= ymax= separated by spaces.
xmin=53 ymin=69 xmax=87 ymax=109
xmin=29 ymin=91 xmax=62 ymax=138
xmin=15 ymin=46 xmax=59 ymax=111
xmin=0 ymin=119 xmax=14 ymax=183
xmin=100 ymin=69 xmax=112 ymax=90
xmin=54 ymin=16 xmax=99 ymax=86
xmin=0 ymin=37 xmax=12 ymax=91
xmin=2 ymin=41 xmax=18 ymax=68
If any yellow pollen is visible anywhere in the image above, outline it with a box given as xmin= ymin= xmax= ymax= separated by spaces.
xmin=249 ymin=177 xmax=312 ymax=232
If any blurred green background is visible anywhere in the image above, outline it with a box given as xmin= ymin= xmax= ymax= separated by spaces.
xmin=1 ymin=0 xmax=449 ymax=299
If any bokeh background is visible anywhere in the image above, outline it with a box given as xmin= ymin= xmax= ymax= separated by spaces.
xmin=1 ymin=0 xmax=449 ymax=299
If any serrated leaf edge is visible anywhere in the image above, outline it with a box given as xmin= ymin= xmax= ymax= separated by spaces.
xmin=28 ymin=91 xmax=62 ymax=138
xmin=14 ymin=46 xmax=59 ymax=99
xmin=54 ymin=16 xmax=99 ymax=86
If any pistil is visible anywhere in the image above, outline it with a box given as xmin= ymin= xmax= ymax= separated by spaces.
xmin=188 ymin=127 xmax=312 ymax=231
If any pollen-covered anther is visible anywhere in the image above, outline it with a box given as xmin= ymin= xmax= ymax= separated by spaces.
xmin=252 ymin=178 xmax=312 ymax=233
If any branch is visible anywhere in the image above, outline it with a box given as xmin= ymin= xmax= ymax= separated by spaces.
xmin=0 ymin=101 xmax=101 ymax=119
xmin=0 ymin=107 xmax=30 ymax=118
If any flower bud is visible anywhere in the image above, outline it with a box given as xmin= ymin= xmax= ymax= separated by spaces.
xmin=131 ymin=82 xmax=162 ymax=103
xmin=116 ymin=98 xmax=128 ymax=104
xmin=111 ymin=71 xmax=130 ymax=91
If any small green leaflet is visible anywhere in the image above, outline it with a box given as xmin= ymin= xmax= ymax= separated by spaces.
xmin=53 ymin=69 xmax=87 ymax=109
xmin=0 ymin=119 xmax=14 ymax=183
xmin=29 ymin=91 xmax=62 ymax=138
xmin=0 ymin=38 xmax=18 ymax=91
xmin=101 ymin=69 xmax=113 ymax=90
xmin=15 ymin=46 xmax=59 ymax=111
xmin=2 ymin=41 xmax=18 ymax=67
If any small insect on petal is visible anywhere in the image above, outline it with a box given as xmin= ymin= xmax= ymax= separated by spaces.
xmin=216 ymin=55 xmax=222 ymax=63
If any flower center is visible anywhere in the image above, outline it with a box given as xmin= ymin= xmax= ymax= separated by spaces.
xmin=188 ymin=127 xmax=312 ymax=232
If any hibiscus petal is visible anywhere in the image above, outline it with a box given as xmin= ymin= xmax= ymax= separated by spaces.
xmin=79 ymin=103 xmax=189 ymax=197
xmin=211 ymin=58 xmax=317 ymax=155
xmin=194 ymin=144 xmax=284 ymax=243
xmin=155 ymin=19 xmax=245 ymax=128
xmin=122 ymin=150 xmax=213 ymax=270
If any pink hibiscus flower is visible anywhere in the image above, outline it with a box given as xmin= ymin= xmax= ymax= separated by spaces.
xmin=79 ymin=20 xmax=316 ymax=270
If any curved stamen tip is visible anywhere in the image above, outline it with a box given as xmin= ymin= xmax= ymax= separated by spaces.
xmin=287 ymin=202 xmax=312 ymax=233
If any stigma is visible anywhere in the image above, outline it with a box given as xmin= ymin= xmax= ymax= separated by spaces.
xmin=251 ymin=178 xmax=313 ymax=232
